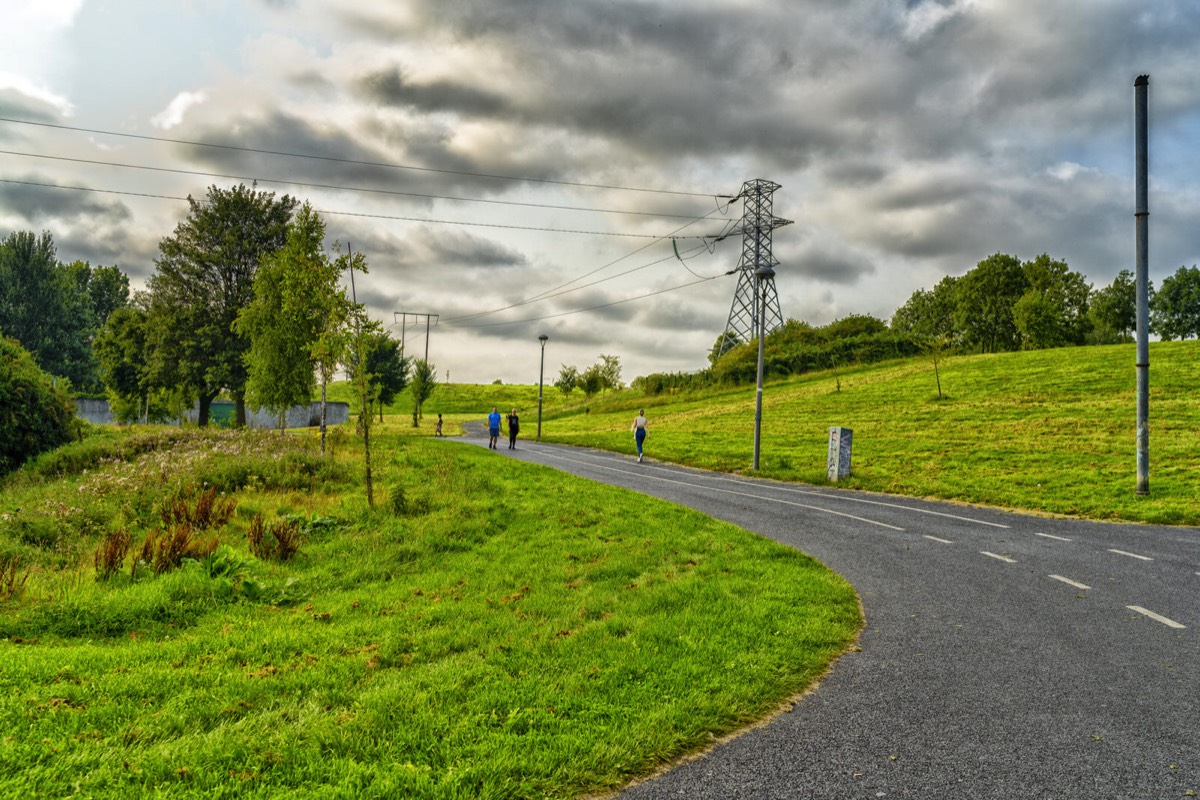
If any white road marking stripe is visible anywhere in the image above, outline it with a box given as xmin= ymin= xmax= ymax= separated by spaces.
xmin=981 ymin=551 xmax=1017 ymax=563
xmin=544 ymin=452 xmax=906 ymax=531
xmin=923 ymin=535 xmax=953 ymax=544
xmin=1049 ymin=574 xmax=1091 ymax=590
xmin=1036 ymin=533 xmax=1072 ymax=542
xmin=1127 ymin=606 xmax=1186 ymax=629
xmin=1109 ymin=549 xmax=1153 ymax=561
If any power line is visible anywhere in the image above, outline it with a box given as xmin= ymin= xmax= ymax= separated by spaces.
xmin=0 ymin=116 xmax=716 ymax=198
xmin=0 ymin=177 xmax=718 ymax=239
xmin=447 ymin=275 xmax=725 ymax=329
xmin=443 ymin=199 xmax=739 ymax=323
xmin=0 ymin=148 xmax=707 ymax=219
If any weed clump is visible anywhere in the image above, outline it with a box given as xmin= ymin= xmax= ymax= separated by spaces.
xmin=0 ymin=554 xmax=28 ymax=601
xmin=160 ymin=485 xmax=237 ymax=531
xmin=94 ymin=529 xmax=132 ymax=580
xmin=138 ymin=525 xmax=218 ymax=575
xmin=387 ymin=484 xmax=430 ymax=517
xmin=246 ymin=515 xmax=302 ymax=562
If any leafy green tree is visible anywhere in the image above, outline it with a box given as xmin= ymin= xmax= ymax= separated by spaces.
xmin=598 ymin=354 xmax=623 ymax=390
xmin=146 ymin=184 xmax=297 ymax=427
xmin=85 ymin=264 xmax=130 ymax=329
xmin=1150 ymin=265 xmax=1200 ymax=340
xmin=235 ymin=203 xmax=340 ymax=431
xmin=891 ymin=276 xmax=959 ymax=344
xmin=340 ymin=250 xmax=376 ymax=505
xmin=409 ymin=359 xmax=438 ymax=426
xmin=1015 ymin=254 xmax=1091 ymax=349
xmin=555 ymin=364 xmax=578 ymax=397
xmin=1088 ymin=270 xmax=1140 ymax=343
xmin=0 ymin=337 xmax=76 ymax=475
xmin=954 ymin=253 xmax=1028 ymax=353
xmin=95 ymin=302 xmax=155 ymax=423
xmin=0 ymin=231 xmax=99 ymax=390
xmin=579 ymin=364 xmax=604 ymax=400
xmin=367 ymin=333 xmax=409 ymax=421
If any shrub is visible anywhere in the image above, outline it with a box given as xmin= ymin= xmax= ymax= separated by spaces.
xmin=0 ymin=338 xmax=77 ymax=477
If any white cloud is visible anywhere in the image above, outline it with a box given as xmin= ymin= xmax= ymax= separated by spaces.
xmin=151 ymin=90 xmax=210 ymax=130
xmin=0 ymin=72 xmax=74 ymax=116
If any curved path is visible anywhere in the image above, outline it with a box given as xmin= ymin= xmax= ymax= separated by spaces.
xmin=457 ymin=427 xmax=1199 ymax=798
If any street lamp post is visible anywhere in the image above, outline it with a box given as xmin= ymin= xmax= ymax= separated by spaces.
xmin=752 ymin=264 xmax=775 ymax=470
xmin=537 ymin=334 xmax=549 ymax=439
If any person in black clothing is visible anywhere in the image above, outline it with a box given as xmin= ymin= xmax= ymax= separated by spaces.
xmin=506 ymin=408 xmax=520 ymax=449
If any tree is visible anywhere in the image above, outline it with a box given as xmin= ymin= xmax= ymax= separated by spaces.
xmin=1151 ymin=265 xmax=1200 ymax=341
xmin=555 ymin=364 xmax=578 ymax=397
xmin=0 ymin=231 xmax=99 ymax=390
xmin=954 ymin=253 xmax=1028 ymax=353
xmin=95 ymin=302 xmax=156 ymax=423
xmin=409 ymin=359 xmax=438 ymax=426
xmin=1088 ymin=270 xmax=1140 ymax=343
xmin=366 ymin=332 xmax=409 ymax=422
xmin=235 ymin=203 xmax=341 ymax=431
xmin=146 ymin=183 xmax=297 ymax=427
xmin=1015 ymin=254 xmax=1091 ymax=349
xmin=891 ymin=276 xmax=959 ymax=344
xmin=579 ymin=364 xmax=604 ymax=400
xmin=0 ymin=338 xmax=76 ymax=476
xmin=598 ymin=354 xmax=623 ymax=390
xmin=85 ymin=264 xmax=131 ymax=330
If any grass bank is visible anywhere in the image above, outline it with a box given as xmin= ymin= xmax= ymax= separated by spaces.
xmin=0 ymin=427 xmax=860 ymax=798
xmin=536 ymin=341 xmax=1200 ymax=526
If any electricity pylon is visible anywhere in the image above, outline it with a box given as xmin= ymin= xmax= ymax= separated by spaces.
xmin=716 ymin=179 xmax=791 ymax=357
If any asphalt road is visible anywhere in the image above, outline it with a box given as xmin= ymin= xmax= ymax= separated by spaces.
xmin=458 ymin=427 xmax=1199 ymax=798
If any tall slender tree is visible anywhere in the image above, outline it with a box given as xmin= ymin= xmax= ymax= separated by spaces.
xmin=236 ymin=203 xmax=346 ymax=431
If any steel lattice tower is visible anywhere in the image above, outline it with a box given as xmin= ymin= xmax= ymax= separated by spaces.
xmin=717 ymin=179 xmax=791 ymax=357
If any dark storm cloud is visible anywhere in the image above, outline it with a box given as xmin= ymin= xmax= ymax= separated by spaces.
xmin=0 ymin=175 xmax=131 ymax=226
xmin=784 ymin=243 xmax=876 ymax=285
xmin=357 ymin=67 xmax=508 ymax=117
xmin=422 ymin=229 xmax=526 ymax=268
xmin=0 ymin=91 xmax=59 ymax=130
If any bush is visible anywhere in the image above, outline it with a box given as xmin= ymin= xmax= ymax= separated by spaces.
xmin=0 ymin=338 xmax=77 ymax=476
xmin=246 ymin=514 xmax=302 ymax=562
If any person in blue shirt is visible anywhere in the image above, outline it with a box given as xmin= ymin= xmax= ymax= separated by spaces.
xmin=487 ymin=406 xmax=502 ymax=449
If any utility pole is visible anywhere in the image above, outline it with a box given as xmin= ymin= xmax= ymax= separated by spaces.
xmin=537 ymin=334 xmax=549 ymax=439
xmin=393 ymin=311 xmax=439 ymax=364
xmin=1134 ymin=75 xmax=1150 ymax=496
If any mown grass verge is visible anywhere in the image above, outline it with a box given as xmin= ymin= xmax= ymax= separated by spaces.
xmin=0 ymin=428 xmax=860 ymax=798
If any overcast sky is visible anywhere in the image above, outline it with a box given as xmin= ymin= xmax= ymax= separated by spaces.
xmin=1 ymin=0 xmax=1197 ymax=384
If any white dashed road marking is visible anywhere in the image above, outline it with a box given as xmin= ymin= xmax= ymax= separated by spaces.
xmin=1109 ymin=549 xmax=1153 ymax=562
xmin=923 ymin=535 xmax=953 ymax=544
xmin=1035 ymin=533 xmax=1072 ymax=542
xmin=1127 ymin=606 xmax=1186 ymax=629
xmin=981 ymin=551 xmax=1017 ymax=564
xmin=1049 ymin=575 xmax=1091 ymax=590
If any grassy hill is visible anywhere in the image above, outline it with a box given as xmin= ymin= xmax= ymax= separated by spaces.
xmin=528 ymin=341 xmax=1200 ymax=526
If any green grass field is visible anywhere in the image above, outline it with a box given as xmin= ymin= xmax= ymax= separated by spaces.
xmin=533 ymin=341 xmax=1200 ymax=526
xmin=0 ymin=425 xmax=861 ymax=798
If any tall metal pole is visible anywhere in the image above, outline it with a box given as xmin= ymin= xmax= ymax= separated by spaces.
xmin=537 ymin=334 xmax=548 ymax=439
xmin=752 ymin=264 xmax=775 ymax=470
xmin=1134 ymin=74 xmax=1150 ymax=496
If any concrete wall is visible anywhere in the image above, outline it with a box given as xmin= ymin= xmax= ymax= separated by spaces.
xmin=77 ymin=399 xmax=350 ymax=429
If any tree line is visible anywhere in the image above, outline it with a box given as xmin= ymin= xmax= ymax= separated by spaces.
xmin=891 ymin=252 xmax=1200 ymax=350
xmin=1 ymin=184 xmax=423 ymax=455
